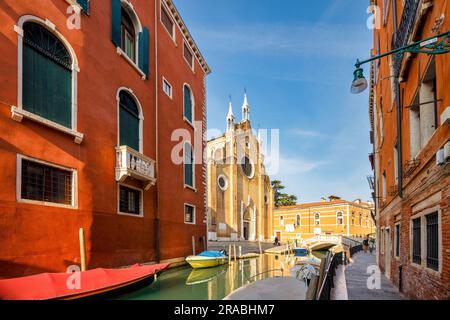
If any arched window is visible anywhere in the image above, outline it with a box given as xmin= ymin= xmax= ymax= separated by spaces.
xmin=184 ymin=142 xmax=194 ymax=188
xmin=121 ymin=7 xmax=136 ymax=61
xmin=119 ymin=90 xmax=141 ymax=151
xmin=183 ymin=85 xmax=194 ymax=123
xmin=314 ymin=213 xmax=320 ymax=225
xmin=241 ymin=156 xmax=254 ymax=179
xmin=111 ymin=0 xmax=149 ymax=77
xmin=296 ymin=215 xmax=301 ymax=227
xmin=337 ymin=211 xmax=344 ymax=225
xmin=22 ymin=21 xmax=73 ymax=128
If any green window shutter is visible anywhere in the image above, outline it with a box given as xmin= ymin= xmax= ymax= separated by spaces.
xmin=76 ymin=0 xmax=90 ymax=14
xmin=138 ymin=27 xmax=150 ymax=78
xmin=111 ymin=0 xmax=121 ymax=47
xmin=184 ymin=144 xmax=193 ymax=187
xmin=23 ymin=45 xmax=72 ymax=128
xmin=184 ymin=86 xmax=192 ymax=122
xmin=119 ymin=107 xmax=140 ymax=151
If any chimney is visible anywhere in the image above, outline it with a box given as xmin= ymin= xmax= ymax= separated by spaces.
xmin=329 ymin=195 xmax=341 ymax=202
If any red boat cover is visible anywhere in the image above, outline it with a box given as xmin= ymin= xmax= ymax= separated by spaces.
xmin=0 ymin=264 xmax=168 ymax=300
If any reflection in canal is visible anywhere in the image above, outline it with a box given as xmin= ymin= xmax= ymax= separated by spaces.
xmin=119 ymin=252 xmax=326 ymax=300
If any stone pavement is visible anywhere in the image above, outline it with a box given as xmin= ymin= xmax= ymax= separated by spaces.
xmin=224 ymin=277 xmax=308 ymax=300
xmin=332 ymin=251 xmax=405 ymax=300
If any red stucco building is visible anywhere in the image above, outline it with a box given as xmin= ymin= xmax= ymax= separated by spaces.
xmin=368 ymin=0 xmax=449 ymax=299
xmin=0 ymin=0 xmax=210 ymax=278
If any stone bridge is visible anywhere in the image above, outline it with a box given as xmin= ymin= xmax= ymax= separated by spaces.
xmin=299 ymin=235 xmax=364 ymax=251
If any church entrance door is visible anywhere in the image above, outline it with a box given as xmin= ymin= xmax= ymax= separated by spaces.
xmin=243 ymin=222 xmax=250 ymax=240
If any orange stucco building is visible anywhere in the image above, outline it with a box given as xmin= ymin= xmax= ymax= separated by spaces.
xmin=273 ymin=197 xmax=375 ymax=242
xmin=368 ymin=0 xmax=449 ymax=299
xmin=0 ymin=0 xmax=210 ymax=278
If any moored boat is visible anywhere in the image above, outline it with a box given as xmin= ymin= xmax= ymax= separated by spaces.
xmin=293 ymin=248 xmax=309 ymax=257
xmin=0 ymin=263 xmax=169 ymax=300
xmin=186 ymin=265 xmax=227 ymax=285
xmin=186 ymin=251 xmax=227 ymax=269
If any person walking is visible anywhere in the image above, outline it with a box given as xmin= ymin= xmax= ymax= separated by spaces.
xmin=363 ymin=236 xmax=369 ymax=253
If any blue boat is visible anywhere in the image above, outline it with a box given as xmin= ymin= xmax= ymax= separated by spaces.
xmin=293 ymin=248 xmax=309 ymax=257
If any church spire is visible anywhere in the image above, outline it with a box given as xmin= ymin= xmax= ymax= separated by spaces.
xmin=242 ymin=90 xmax=250 ymax=122
xmin=226 ymin=96 xmax=235 ymax=132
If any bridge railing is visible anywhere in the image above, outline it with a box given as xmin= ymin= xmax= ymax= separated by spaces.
xmin=316 ymin=244 xmax=364 ymax=300
xmin=300 ymin=235 xmax=341 ymax=247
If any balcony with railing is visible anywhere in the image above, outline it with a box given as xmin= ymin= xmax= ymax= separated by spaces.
xmin=115 ymin=146 xmax=156 ymax=190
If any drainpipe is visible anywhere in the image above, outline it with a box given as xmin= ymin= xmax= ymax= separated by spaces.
xmin=155 ymin=0 xmax=161 ymax=263
xmin=392 ymin=0 xmax=403 ymax=199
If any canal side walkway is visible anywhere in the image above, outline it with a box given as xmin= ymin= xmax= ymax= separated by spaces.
xmin=331 ymin=251 xmax=405 ymax=300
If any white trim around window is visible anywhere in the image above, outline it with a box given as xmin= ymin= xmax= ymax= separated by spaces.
xmin=183 ymin=83 xmax=195 ymax=128
xmin=336 ymin=211 xmax=344 ymax=225
xmin=160 ymin=2 xmax=176 ymax=44
xmin=217 ymin=174 xmax=228 ymax=191
xmin=162 ymin=77 xmax=173 ymax=99
xmin=409 ymin=204 xmax=442 ymax=275
xmin=16 ymin=154 xmax=78 ymax=209
xmin=184 ymin=203 xmax=196 ymax=225
xmin=183 ymin=39 xmax=195 ymax=72
xmin=13 ymin=15 xmax=83 ymax=144
xmin=116 ymin=87 xmax=144 ymax=153
xmin=183 ymin=141 xmax=196 ymax=191
xmin=117 ymin=183 xmax=144 ymax=218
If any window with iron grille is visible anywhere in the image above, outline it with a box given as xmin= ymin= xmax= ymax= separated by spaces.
xmin=21 ymin=159 xmax=73 ymax=205
xmin=426 ymin=212 xmax=439 ymax=271
xmin=119 ymin=186 xmax=141 ymax=215
xmin=161 ymin=5 xmax=174 ymax=38
xmin=183 ymin=43 xmax=193 ymax=68
xmin=184 ymin=204 xmax=195 ymax=224
xmin=412 ymin=218 xmax=421 ymax=264
xmin=395 ymin=224 xmax=400 ymax=257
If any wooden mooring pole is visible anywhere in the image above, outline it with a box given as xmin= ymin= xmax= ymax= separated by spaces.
xmin=79 ymin=228 xmax=87 ymax=272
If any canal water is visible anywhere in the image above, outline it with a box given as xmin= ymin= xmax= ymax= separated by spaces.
xmin=118 ymin=251 xmax=327 ymax=300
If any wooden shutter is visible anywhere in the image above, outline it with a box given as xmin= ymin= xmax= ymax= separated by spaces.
xmin=119 ymin=108 xmax=140 ymax=151
xmin=184 ymin=86 xmax=192 ymax=122
xmin=111 ymin=0 xmax=121 ymax=47
xmin=138 ymin=27 xmax=150 ymax=78
xmin=184 ymin=144 xmax=193 ymax=187
xmin=77 ymin=0 xmax=90 ymax=14
xmin=23 ymin=45 xmax=72 ymax=128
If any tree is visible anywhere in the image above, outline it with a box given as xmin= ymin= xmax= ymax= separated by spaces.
xmin=271 ymin=180 xmax=298 ymax=207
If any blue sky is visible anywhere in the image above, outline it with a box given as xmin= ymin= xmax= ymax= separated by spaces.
xmin=174 ymin=0 xmax=374 ymax=203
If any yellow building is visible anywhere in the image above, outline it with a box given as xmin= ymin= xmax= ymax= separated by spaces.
xmin=273 ymin=196 xmax=375 ymax=241
xmin=207 ymin=94 xmax=273 ymax=241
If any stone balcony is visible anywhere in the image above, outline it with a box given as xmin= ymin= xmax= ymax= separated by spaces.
xmin=115 ymin=146 xmax=156 ymax=190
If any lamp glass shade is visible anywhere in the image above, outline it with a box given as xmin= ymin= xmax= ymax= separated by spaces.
xmin=350 ymin=67 xmax=368 ymax=94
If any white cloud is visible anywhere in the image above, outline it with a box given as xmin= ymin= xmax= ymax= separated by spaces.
xmin=272 ymin=155 xmax=328 ymax=176
xmin=195 ymin=22 xmax=370 ymax=59
xmin=289 ymin=128 xmax=327 ymax=138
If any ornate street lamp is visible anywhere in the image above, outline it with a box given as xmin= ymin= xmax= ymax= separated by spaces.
xmin=351 ymin=30 xmax=450 ymax=94
xmin=350 ymin=60 xmax=368 ymax=94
